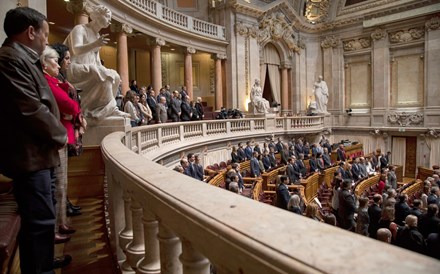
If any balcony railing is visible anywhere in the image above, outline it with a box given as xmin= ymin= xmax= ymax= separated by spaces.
xmin=126 ymin=0 xmax=226 ymax=40
xmin=101 ymin=116 xmax=440 ymax=273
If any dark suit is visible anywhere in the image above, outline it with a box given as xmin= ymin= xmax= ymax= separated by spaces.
xmin=268 ymin=142 xmax=277 ymax=153
xmin=295 ymin=143 xmax=303 ymax=156
xmin=323 ymin=154 xmax=332 ymax=168
xmin=169 ymin=97 xmax=181 ymax=122
xmin=250 ymin=157 xmax=261 ymax=177
xmin=180 ymin=100 xmax=192 ymax=121
xmin=280 ymin=149 xmax=289 ymax=165
xmin=275 ymin=142 xmax=283 ymax=154
xmin=368 ymin=203 xmax=382 ymax=239
xmin=147 ymin=95 xmax=157 ymax=121
xmin=269 ymin=153 xmax=277 ymax=167
xmin=339 ymin=189 xmax=356 ymax=230
xmin=244 ymin=146 xmax=253 ymax=160
xmin=231 ymin=152 xmax=241 ymax=163
xmin=296 ymin=159 xmax=307 ymax=178
xmin=380 ymin=156 xmax=388 ymax=169
xmin=237 ymin=148 xmax=246 ymax=162
xmin=276 ymin=184 xmax=290 ymax=210
xmin=351 ymin=164 xmax=362 ymax=180
xmin=395 ymin=201 xmax=411 ymax=226
xmin=309 ymin=158 xmax=318 ymax=173
xmin=419 ymin=214 xmax=440 ymax=238
xmin=287 ymin=163 xmax=300 ymax=184
xmin=194 ymin=163 xmax=204 ymax=181
xmin=337 ymin=148 xmax=346 ymax=161
xmin=262 ymin=156 xmax=271 ymax=170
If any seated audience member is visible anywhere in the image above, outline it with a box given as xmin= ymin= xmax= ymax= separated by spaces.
xmin=276 ymin=176 xmax=290 ymax=210
xmin=418 ymin=204 xmax=440 ymax=239
xmin=394 ymin=194 xmax=411 ymax=226
xmin=287 ymin=194 xmax=302 ymax=215
xmin=305 ymin=203 xmax=322 ymax=222
xmin=368 ymin=194 xmax=383 ymax=239
xmin=377 ymin=228 xmax=392 ymax=243
xmin=395 ymin=215 xmax=425 ymax=254
xmin=356 ymin=197 xmax=370 ymax=236
xmin=426 ymin=223 xmax=440 ymax=260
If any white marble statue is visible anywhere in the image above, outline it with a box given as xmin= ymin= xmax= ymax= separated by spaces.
xmin=313 ymin=75 xmax=329 ymax=114
xmin=64 ymin=4 xmax=125 ymax=120
xmin=250 ymin=78 xmax=270 ymax=114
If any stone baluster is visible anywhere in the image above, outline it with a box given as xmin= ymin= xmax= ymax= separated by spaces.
xmin=126 ymin=199 xmax=145 ymax=270
xmin=136 ymin=208 xmax=161 ymax=274
xmin=119 ymin=190 xmax=134 ymax=272
xmin=179 ymin=240 xmax=210 ymax=274
xmin=158 ymin=223 xmax=182 ymax=274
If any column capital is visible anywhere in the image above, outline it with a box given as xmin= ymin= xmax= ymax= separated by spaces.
xmin=186 ymin=47 xmax=196 ymax=55
xmin=215 ymin=53 xmax=227 ymax=60
xmin=426 ymin=15 xmax=440 ymax=32
xmin=149 ymin=38 xmax=166 ymax=47
xmin=66 ymin=0 xmax=89 ymax=15
xmin=111 ymin=22 xmax=133 ymax=35
xmin=371 ymin=27 xmax=386 ymax=41
xmin=320 ymin=36 xmax=339 ymax=49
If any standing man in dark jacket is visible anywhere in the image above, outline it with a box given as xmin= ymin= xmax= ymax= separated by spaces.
xmin=338 ymin=180 xmax=356 ymax=231
xmin=276 ymin=176 xmax=290 ymax=210
xmin=180 ymin=95 xmax=192 ymax=121
xmin=169 ymin=90 xmax=181 ymax=122
xmin=368 ymin=194 xmax=383 ymax=239
xmin=0 ymin=7 xmax=68 ymax=273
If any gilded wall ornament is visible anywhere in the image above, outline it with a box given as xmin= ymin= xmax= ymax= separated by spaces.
xmin=426 ymin=16 xmax=440 ymax=31
xmin=343 ymin=37 xmax=371 ymax=51
xmin=371 ymin=28 xmax=386 ymax=40
xmin=321 ymin=36 xmax=338 ymax=49
xmin=389 ymin=28 xmax=425 ymax=43
xmin=388 ymin=112 xmax=424 ymax=127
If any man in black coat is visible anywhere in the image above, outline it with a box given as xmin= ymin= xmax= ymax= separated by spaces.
xmin=276 ymin=176 xmax=290 ymax=210
xmin=368 ymin=194 xmax=383 ymax=239
xmin=169 ymin=90 xmax=182 ymax=122
xmin=395 ymin=194 xmax=411 ymax=226
xmin=419 ymin=204 xmax=440 ymax=238
xmin=338 ymin=180 xmax=356 ymax=231
xmin=395 ymin=215 xmax=426 ymax=254
xmin=286 ymin=157 xmax=300 ymax=185
xmin=180 ymin=95 xmax=192 ymax=121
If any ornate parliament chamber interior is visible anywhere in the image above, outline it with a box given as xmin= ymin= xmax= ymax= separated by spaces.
xmin=0 ymin=0 xmax=440 ymax=273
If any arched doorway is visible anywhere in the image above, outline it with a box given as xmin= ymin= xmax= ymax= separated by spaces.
xmin=261 ymin=43 xmax=281 ymax=107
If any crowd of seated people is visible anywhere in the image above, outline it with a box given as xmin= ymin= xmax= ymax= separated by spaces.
xmin=172 ymin=134 xmax=440 ymax=259
xmin=118 ymin=83 xmax=205 ymax=126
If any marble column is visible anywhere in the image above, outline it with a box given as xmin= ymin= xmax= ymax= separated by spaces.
xmin=66 ymin=0 xmax=89 ymax=26
xmin=321 ymin=36 xmax=341 ymax=113
xmin=371 ymin=28 xmax=390 ymax=110
xmin=425 ymin=16 xmax=440 ymax=108
xmin=151 ymin=38 xmax=165 ymax=93
xmin=184 ymin=47 xmax=196 ymax=99
xmin=215 ymin=53 xmax=226 ymax=110
xmin=112 ymin=23 xmax=132 ymax=95
xmin=280 ymin=63 xmax=289 ymax=113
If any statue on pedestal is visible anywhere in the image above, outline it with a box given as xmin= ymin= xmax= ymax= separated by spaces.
xmin=64 ymin=4 xmax=127 ymax=120
xmin=313 ymin=75 xmax=329 ymax=114
xmin=250 ymin=78 xmax=270 ymax=114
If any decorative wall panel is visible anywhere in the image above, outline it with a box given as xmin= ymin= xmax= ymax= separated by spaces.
xmin=345 ymin=61 xmax=371 ymax=108
xmin=391 ymin=54 xmax=424 ymax=107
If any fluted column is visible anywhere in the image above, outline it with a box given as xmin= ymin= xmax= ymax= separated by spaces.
xmin=184 ymin=47 xmax=196 ymax=99
xmin=180 ymin=240 xmax=210 ymax=274
xmin=215 ymin=53 xmax=226 ymax=110
xmin=151 ymin=38 xmax=165 ymax=93
xmin=158 ymin=223 xmax=182 ymax=274
xmin=126 ymin=200 xmax=145 ymax=270
xmin=370 ymin=28 xmax=389 ymax=110
xmin=320 ymin=36 xmax=341 ymax=112
xmin=119 ymin=190 xmax=134 ymax=272
xmin=66 ymin=0 xmax=89 ymax=25
xmin=281 ymin=64 xmax=289 ymax=113
xmin=425 ymin=16 xmax=440 ymax=107
xmin=136 ymin=208 xmax=160 ymax=274
xmin=112 ymin=23 xmax=132 ymax=95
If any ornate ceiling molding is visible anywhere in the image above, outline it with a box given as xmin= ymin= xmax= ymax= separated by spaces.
xmin=389 ymin=27 xmax=425 ymax=44
xmin=388 ymin=112 xmax=424 ymax=127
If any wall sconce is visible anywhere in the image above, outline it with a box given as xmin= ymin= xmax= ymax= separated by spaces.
xmin=345 ymin=108 xmax=353 ymax=116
